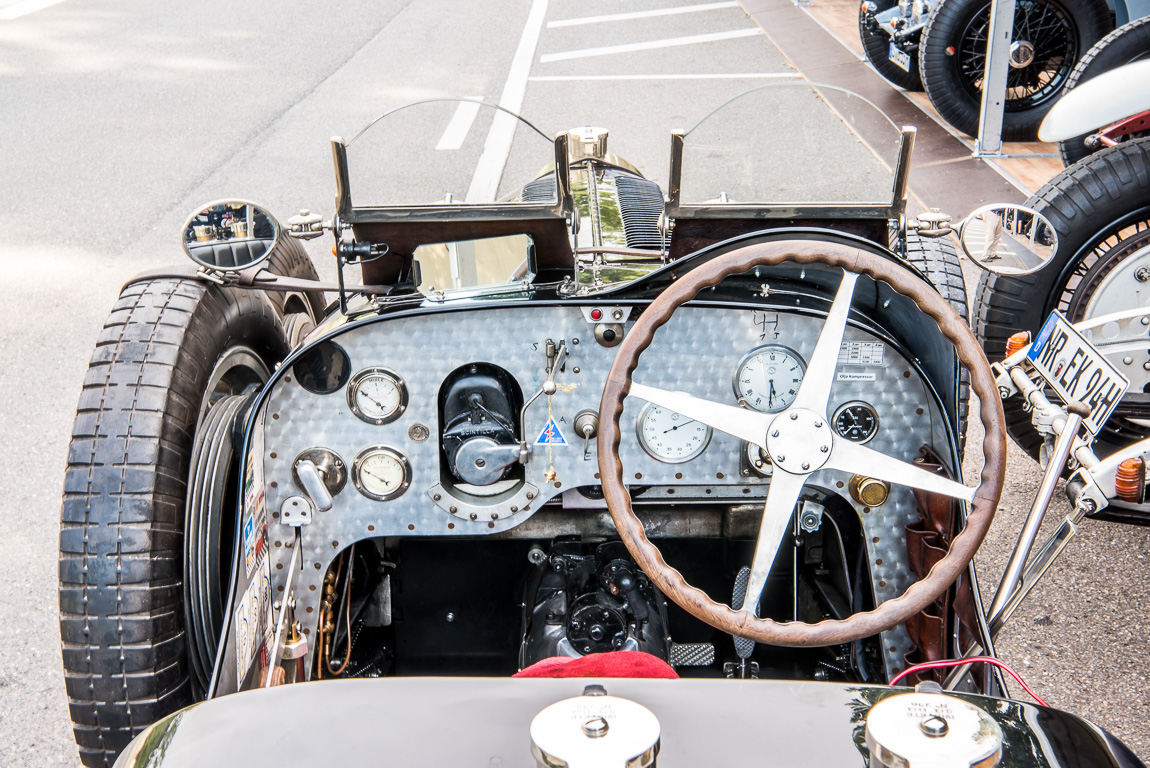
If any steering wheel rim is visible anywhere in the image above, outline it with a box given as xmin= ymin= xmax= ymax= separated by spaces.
xmin=597 ymin=240 xmax=1006 ymax=647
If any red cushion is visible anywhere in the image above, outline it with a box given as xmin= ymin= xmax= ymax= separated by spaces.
xmin=514 ymin=651 xmax=679 ymax=679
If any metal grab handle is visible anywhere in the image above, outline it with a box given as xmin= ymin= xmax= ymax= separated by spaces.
xmin=296 ymin=459 xmax=333 ymax=512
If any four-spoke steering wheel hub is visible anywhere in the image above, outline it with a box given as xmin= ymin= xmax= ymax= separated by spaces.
xmin=765 ymin=408 xmax=833 ymax=474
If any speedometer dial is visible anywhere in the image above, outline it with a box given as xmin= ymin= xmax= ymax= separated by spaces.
xmin=636 ymin=403 xmax=712 ymax=463
xmin=733 ymin=345 xmax=805 ymax=412
xmin=347 ymin=368 xmax=407 ymax=425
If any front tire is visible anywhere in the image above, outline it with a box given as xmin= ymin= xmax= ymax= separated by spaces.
xmin=919 ymin=0 xmax=1110 ymax=141
xmin=972 ymin=138 xmax=1150 ymax=459
xmin=58 ymin=239 xmax=321 ymax=766
xmin=1058 ymin=17 xmax=1150 ymax=166
xmin=904 ymin=231 xmax=971 ymax=451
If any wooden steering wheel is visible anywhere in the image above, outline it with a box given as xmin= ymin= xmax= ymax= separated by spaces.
xmin=597 ymin=240 xmax=1006 ymax=646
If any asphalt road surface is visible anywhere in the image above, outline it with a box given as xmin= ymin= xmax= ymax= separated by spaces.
xmin=0 ymin=0 xmax=1146 ymax=766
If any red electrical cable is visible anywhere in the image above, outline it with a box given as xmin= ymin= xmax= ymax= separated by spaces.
xmin=889 ymin=656 xmax=1049 ymax=708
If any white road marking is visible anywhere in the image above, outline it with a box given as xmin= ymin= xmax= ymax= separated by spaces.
xmin=539 ymin=28 xmax=760 ymax=63
xmin=435 ymin=98 xmax=484 ymax=151
xmin=0 ymin=0 xmax=66 ymax=20
xmin=466 ymin=0 xmax=548 ymax=203
xmin=530 ymin=72 xmax=800 ymax=81
xmin=547 ymin=1 xmax=738 ymax=28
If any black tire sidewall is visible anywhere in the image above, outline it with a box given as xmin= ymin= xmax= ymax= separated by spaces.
xmin=919 ymin=0 xmax=1111 ymax=140
xmin=1058 ymin=17 xmax=1150 ymax=166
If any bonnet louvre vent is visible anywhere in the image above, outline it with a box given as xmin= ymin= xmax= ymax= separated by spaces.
xmin=614 ymin=175 xmax=665 ymax=251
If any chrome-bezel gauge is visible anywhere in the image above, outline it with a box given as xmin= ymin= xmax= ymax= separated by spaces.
xmin=351 ymin=445 xmax=412 ymax=501
xmin=733 ymin=344 xmax=806 ymax=413
xmin=347 ymin=367 xmax=408 ymax=425
xmin=832 ymin=401 xmax=879 ymax=444
xmin=636 ymin=402 xmax=713 ymax=464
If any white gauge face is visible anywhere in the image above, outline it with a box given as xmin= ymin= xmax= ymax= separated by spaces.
xmin=353 ymin=447 xmax=411 ymax=501
xmin=637 ymin=403 xmax=713 ymax=463
xmin=734 ymin=345 xmax=806 ymax=413
xmin=347 ymin=368 xmax=407 ymax=425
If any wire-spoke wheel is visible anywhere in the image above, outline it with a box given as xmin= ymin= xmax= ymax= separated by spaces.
xmin=919 ymin=0 xmax=1110 ymax=140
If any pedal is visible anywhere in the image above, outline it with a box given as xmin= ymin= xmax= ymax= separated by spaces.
xmin=731 ymin=565 xmax=756 ymax=659
xmin=669 ymin=643 xmax=715 ymax=667
xmin=723 ymin=659 xmax=760 ymax=679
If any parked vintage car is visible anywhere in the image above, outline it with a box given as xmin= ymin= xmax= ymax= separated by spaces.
xmin=60 ymin=85 xmax=1144 ymax=767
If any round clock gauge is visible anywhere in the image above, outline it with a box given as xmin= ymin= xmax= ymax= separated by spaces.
xmin=733 ymin=345 xmax=806 ymax=413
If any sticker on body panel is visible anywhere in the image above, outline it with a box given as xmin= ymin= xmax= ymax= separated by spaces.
xmin=242 ymin=425 xmax=268 ymax=578
xmin=536 ymin=417 xmax=568 ymax=445
xmin=234 ymin=550 xmax=272 ymax=683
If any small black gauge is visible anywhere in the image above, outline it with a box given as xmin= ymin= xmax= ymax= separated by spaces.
xmin=833 ymin=401 xmax=879 ymax=443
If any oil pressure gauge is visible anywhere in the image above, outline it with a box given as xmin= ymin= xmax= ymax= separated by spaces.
xmin=352 ymin=446 xmax=411 ymax=501
xmin=637 ymin=403 xmax=712 ymax=463
xmin=347 ymin=368 xmax=408 ymax=425
xmin=833 ymin=401 xmax=879 ymax=443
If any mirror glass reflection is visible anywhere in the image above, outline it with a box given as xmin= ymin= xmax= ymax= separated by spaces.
xmin=182 ymin=201 xmax=280 ymax=271
xmin=959 ymin=204 xmax=1058 ymax=276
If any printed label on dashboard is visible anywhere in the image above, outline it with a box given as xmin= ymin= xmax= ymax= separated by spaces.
xmin=837 ymin=371 xmax=877 ymax=381
xmin=838 ymin=341 xmax=885 ymax=366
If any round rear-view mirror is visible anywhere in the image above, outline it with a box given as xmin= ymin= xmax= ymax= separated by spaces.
xmin=958 ymin=204 xmax=1058 ymax=276
xmin=181 ymin=200 xmax=280 ymax=272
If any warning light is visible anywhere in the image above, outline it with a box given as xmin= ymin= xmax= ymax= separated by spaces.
xmin=590 ymin=308 xmax=603 ymax=321
xmin=1005 ymin=331 xmax=1031 ymax=357
xmin=1115 ymin=457 xmax=1145 ymax=503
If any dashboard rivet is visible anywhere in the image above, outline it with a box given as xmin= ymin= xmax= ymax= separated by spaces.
xmin=820 ymin=445 xmax=829 ymax=453
xmin=573 ymin=367 xmax=581 ymax=374
xmin=572 ymin=337 xmax=580 ymax=345
xmin=526 ymin=492 xmax=535 ymax=500
xmin=491 ymin=513 xmax=499 ymax=520
xmin=510 ymin=505 xmax=519 ymax=513
xmin=469 ymin=512 xmax=478 ymax=521
xmin=801 ymin=462 xmax=810 ymax=470
xmin=777 ymin=455 xmax=786 ymax=462
xmin=433 ymin=494 xmax=442 ymax=501
xmin=771 ymin=430 xmax=780 ymax=438
xmin=814 ymin=420 xmax=823 ymax=428
xmin=790 ymin=412 xmax=798 ymax=420
xmin=449 ymin=506 xmax=458 ymax=513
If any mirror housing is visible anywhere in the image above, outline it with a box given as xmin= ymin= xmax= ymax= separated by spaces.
xmin=959 ymin=204 xmax=1058 ymax=276
xmin=181 ymin=200 xmax=281 ymax=272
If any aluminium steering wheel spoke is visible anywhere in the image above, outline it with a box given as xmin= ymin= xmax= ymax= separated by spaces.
xmin=792 ymin=270 xmax=858 ymax=414
xmin=629 ymin=382 xmax=774 ymax=447
xmin=825 ymin=438 xmax=976 ymax=502
xmin=737 ymin=469 xmax=806 ymax=617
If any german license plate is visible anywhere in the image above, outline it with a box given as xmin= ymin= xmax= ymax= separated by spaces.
xmin=1027 ymin=310 xmax=1130 ymax=434
xmin=888 ymin=42 xmax=911 ymax=72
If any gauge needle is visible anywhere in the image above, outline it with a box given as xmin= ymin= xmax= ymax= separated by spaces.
xmin=663 ymin=419 xmax=697 ymax=434
xmin=360 ymin=391 xmax=386 ymax=409
xmin=361 ymin=468 xmax=392 ymax=487
xmin=768 ymin=379 xmax=776 ymax=408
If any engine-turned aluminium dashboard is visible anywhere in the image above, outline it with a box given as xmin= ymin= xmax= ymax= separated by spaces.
xmin=255 ymin=301 xmax=952 ymax=663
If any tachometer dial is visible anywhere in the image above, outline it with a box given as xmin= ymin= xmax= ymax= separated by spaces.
xmin=352 ymin=446 xmax=411 ymax=501
xmin=636 ymin=403 xmax=713 ymax=464
xmin=347 ymin=368 xmax=407 ymax=425
xmin=733 ymin=345 xmax=805 ymax=412
xmin=833 ymin=401 xmax=879 ymax=443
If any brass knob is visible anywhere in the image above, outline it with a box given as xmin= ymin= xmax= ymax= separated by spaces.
xmin=849 ymin=475 xmax=891 ymax=507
